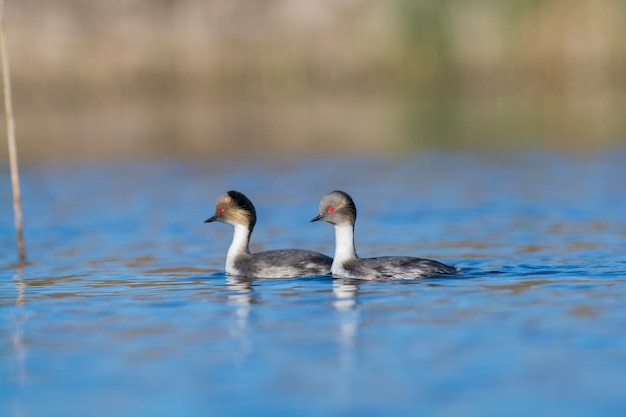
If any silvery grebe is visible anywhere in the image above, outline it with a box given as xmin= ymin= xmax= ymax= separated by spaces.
xmin=311 ymin=190 xmax=457 ymax=280
xmin=205 ymin=191 xmax=332 ymax=278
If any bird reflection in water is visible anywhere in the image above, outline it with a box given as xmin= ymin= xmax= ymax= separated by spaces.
xmin=226 ymin=276 xmax=257 ymax=364
xmin=332 ymin=278 xmax=359 ymax=310
xmin=227 ymin=276 xmax=256 ymax=305
xmin=332 ymin=278 xmax=361 ymax=370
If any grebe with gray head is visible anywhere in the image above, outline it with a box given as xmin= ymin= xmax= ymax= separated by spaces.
xmin=311 ymin=190 xmax=457 ymax=280
xmin=205 ymin=191 xmax=332 ymax=278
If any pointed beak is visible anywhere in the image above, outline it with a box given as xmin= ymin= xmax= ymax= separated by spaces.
xmin=204 ymin=215 xmax=217 ymax=223
xmin=310 ymin=214 xmax=324 ymax=222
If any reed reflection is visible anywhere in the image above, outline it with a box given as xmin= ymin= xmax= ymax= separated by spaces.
xmin=12 ymin=270 xmax=28 ymax=416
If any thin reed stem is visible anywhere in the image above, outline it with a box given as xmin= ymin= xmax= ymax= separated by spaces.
xmin=1 ymin=0 xmax=26 ymax=263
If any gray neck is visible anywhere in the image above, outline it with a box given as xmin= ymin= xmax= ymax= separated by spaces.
xmin=226 ymin=223 xmax=251 ymax=272
xmin=333 ymin=223 xmax=357 ymax=265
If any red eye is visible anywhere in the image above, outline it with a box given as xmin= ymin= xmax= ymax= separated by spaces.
xmin=218 ymin=208 xmax=225 ymax=214
xmin=327 ymin=207 xmax=334 ymax=213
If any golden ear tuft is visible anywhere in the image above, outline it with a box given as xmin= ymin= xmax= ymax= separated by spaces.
xmin=215 ymin=193 xmax=252 ymax=225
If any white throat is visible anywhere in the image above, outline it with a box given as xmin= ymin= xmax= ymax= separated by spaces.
xmin=333 ymin=223 xmax=357 ymax=267
xmin=226 ymin=223 xmax=251 ymax=273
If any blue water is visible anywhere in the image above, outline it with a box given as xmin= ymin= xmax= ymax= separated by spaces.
xmin=2 ymin=151 xmax=626 ymax=416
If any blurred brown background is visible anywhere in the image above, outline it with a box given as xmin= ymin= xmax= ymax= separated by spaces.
xmin=2 ymin=0 xmax=626 ymax=160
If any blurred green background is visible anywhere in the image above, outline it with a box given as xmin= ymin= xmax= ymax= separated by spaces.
xmin=2 ymin=0 xmax=626 ymax=160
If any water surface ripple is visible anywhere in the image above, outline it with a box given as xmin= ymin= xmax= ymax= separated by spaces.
xmin=2 ymin=152 xmax=626 ymax=416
